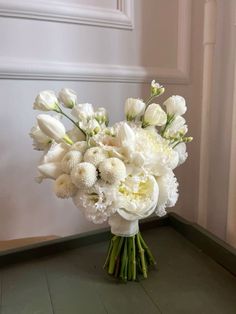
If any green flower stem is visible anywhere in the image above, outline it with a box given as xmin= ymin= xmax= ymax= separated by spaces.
xmin=120 ymin=238 xmax=127 ymax=280
xmin=103 ymin=237 xmax=113 ymax=269
xmin=131 ymin=236 xmax=136 ymax=280
xmin=128 ymin=237 xmax=132 ymax=281
xmin=136 ymin=233 xmax=147 ymax=278
xmin=108 ymin=236 xmax=120 ymax=275
xmin=139 ymin=233 xmax=156 ymax=266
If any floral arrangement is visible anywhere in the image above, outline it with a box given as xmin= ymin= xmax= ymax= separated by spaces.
xmin=30 ymin=81 xmax=192 ymax=281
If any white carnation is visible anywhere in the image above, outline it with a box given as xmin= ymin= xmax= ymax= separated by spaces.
xmin=71 ymin=162 xmax=97 ymax=188
xmin=99 ymin=158 xmax=126 ymax=184
xmin=174 ymin=142 xmax=188 ymax=166
xmin=83 ymin=147 xmax=108 ymax=167
xmin=61 ymin=151 xmax=83 ymax=174
xmin=54 ymin=174 xmax=77 ymax=198
xmin=155 ymin=170 xmax=179 ymax=217
xmin=70 ymin=141 xmax=87 ymax=153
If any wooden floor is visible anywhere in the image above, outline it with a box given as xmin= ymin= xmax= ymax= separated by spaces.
xmin=0 ymin=226 xmax=236 ymax=314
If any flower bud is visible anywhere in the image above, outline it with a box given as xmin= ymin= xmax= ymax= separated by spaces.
xmin=163 ymin=95 xmax=187 ymax=116
xmin=71 ymin=103 xmax=94 ymax=121
xmin=125 ymin=98 xmax=145 ymax=121
xmin=37 ymin=114 xmax=73 ymax=144
xmin=33 ymin=90 xmax=59 ymax=111
xmin=86 ymin=119 xmax=101 ymax=136
xmin=151 ymin=80 xmax=165 ymax=97
xmin=143 ymin=103 xmax=167 ymax=127
xmin=58 ymin=88 xmax=77 ymax=109
xmin=94 ymin=107 xmax=109 ymax=125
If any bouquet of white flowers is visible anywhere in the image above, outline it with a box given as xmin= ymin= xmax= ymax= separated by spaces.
xmin=30 ymin=81 xmax=192 ymax=281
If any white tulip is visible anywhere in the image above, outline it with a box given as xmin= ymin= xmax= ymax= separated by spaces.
xmin=37 ymin=114 xmax=72 ymax=144
xmin=33 ymin=90 xmax=59 ymax=111
xmin=38 ymin=162 xmax=63 ymax=179
xmin=71 ymin=103 xmax=94 ymax=121
xmin=125 ymin=98 xmax=145 ymax=121
xmin=29 ymin=125 xmax=52 ymax=150
xmin=163 ymin=95 xmax=187 ymax=116
xmin=143 ymin=103 xmax=167 ymax=127
xmin=58 ymin=88 xmax=77 ymax=109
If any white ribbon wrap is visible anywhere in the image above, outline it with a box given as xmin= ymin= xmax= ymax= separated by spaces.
xmin=108 ymin=213 xmax=139 ymax=237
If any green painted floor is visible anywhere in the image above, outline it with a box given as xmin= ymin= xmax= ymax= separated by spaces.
xmin=1 ymin=226 xmax=236 ymax=314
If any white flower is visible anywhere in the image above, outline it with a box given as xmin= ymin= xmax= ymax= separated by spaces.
xmin=165 ymin=115 xmax=188 ymax=137
xmin=73 ymin=181 xmax=116 ymax=224
xmin=70 ymin=141 xmax=87 ymax=153
xmin=94 ymin=107 xmax=109 ymax=125
xmin=86 ymin=119 xmax=101 ymax=136
xmin=41 ymin=142 xmax=68 ymax=164
xmin=84 ymin=147 xmax=108 ymax=167
xmin=143 ymin=103 xmax=167 ymax=127
xmin=67 ymin=127 xmax=86 ymax=142
xmin=33 ymin=90 xmax=59 ymax=111
xmin=38 ymin=162 xmax=63 ymax=180
xmin=125 ymin=98 xmax=145 ymax=121
xmin=108 ymin=214 xmax=139 ymax=237
xmin=71 ymin=103 xmax=94 ymax=121
xmin=174 ymin=142 xmax=188 ymax=166
xmin=58 ymin=88 xmax=77 ymax=109
xmin=115 ymin=174 xmax=159 ymax=220
xmin=37 ymin=114 xmax=72 ymax=144
xmin=29 ymin=125 xmax=52 ymax=150
xmin=61 ymin=151 xmax=83 ymax=174
xmin=116 ymin=122 xmax=135 ymax=149
xmin=54 ymin=174 xmax=77 ymax=198
xmin=99 ymin=158 xmax=126 ymax=184
xmin=151 ymin=80 xmax=165 ymax=96
xmin=71 ymin=162 xmax=97 ymax=188
xmin=163 ymin=95 xmax=187 ymax=116
xmin=155 ymin=170 xmax=179 ymax=217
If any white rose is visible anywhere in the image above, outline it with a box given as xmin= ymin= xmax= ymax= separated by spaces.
xmin=143 ymin=103 xmax=167 ymax=127
xmin=37 ymin=114 xmax=72 ymax=144
xmin=38 ymin=162 xmax=63 ymax=180
xmin=125 ymin=98 xmax=145 ymax=121
xmin=33 ymin=90 xmax=59 ymax=111
xmin=58 ymin=88 xmax=77 ymax=109
xmin=163 ymin=95 xmax=187 ymax=116
xmin=29 ymin=125 xmax=52 ymax=151
xmin=174 ymin=142 xmax=188 ymax=166
xmin=71 ymin=103 xmax=94 ymax=121
xmin=54 ymin=174 xmax=77 ymax=198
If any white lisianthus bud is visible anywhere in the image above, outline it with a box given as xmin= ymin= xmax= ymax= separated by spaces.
xmin=71 ymin=103 xmax=94 ymax=121
xmin=86 ymin=119 xmax=101 ymax=136
xmin=61 ymin=150 xmax=83 ymax=174
xmin=125 ymin=98 xmax=145 ymax=121
xmin=163 ymin=95 xmax=187 ymax=116
xmin=71 ymin=162 xmax=97 ymax=188
xmin=33 ymin=90 xmax=59 ymax=111
xmin=29 ymin=125 xmax=52 ymax=150
xmin=151 ymin=80 xmax=165 ymax=97
xmin=54 ymin=174 xmax=77 ymax=198
xmin=94 ymin=107 xmax=109 ymax=125
xmin=38 ymin=162 xmax=63 ymax=179
xmin=99 ymin=158 xmax=126 ymax=184
xmin=143 ymin=103 xmax=167 ymax=127
xmin=37 ymin=114 xmax=73 ymax=145
xmin=84 ymin=147 xmax=108 ymax=167
xmin=70 ymin=141 xmax=87 ymax=153
xmin=174 ymin=142 xmax=188 ymax=166
xmin=58 ymin=88 xmax=77 ymax=109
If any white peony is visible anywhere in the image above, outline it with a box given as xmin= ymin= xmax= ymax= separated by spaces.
xmin=29 ymin=125 xmax=52 ymax=150
xmin=61 ymin=151 xmax=83 ymax=174
xmin=71 ymin=103 xmax=94 ymax=121
xmin=155 ymin=170 xmax=179 ymax=217
xmin=99 ymin=158 xmax=126 ymax=184
xmin=33 ymin=90 xmax=59 ymax=111
xmin=38 ymin=162 xmax=63 ymax=180
xmin=58 ymin=88 xmax=77 ymax=109
xmin=163 ymin=95 xmax=187 ymax=116
xmin=54 ymin=174 xmax=77 ymax=198
xmin=125 ymin=98 xmax=145 ymax=121
xmin=71 ymin=162 xmax=97 ymax=188
xmin=83 ymin=147 xmax=108 ymax=167
xmin=143 ymin=103 xmax=167 ymax=127
xmin=174 ymin=142 xmax=188 ymax=166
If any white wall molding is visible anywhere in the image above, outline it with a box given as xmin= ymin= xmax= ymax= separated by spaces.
xmin=0 ymin=0 xmax=134 ymax=29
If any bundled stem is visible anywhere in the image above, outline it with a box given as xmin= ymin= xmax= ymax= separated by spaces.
xmin=103 ymin=232 xmax=156 ymax=282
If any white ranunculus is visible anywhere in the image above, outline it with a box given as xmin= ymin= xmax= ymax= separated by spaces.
xmin=37 ymin=114 xmax=72 ymax=144
xmin=29 ymin=125 xmax=52 ymax=150
xmin=125 ymin=98 xmax=145 ymax=121
xmin=174 ymin=142 xmax=188 ymax=166
xmin=54 ymin=174 xmax=77 ymax=198
xmin=58 ymin=88 xmax=77 ymax=109
xmin=163 ymin=95 xmax=187 ymax=116
xmin=41 ymin=142 xmax=68 ymax=164
xmin=155 ymin=170 xmax=179 ymax=217
xmin=143 ymin=103 xmax=167 ymax=127
xmin=38 ymin=162 xmax=63 ymax=180
xmin=114 ymin=174 xmax=159 ymax=221
xmin=99 ymin=158 xmax=126 ymax=184
xmin=33 ymin=90 xmax=59 ymax=111
xmin=165 ymin=115 xmax=188 ymax=137
xmin=71 ymin=103 xmax=94 ymax=121
xmin=71 ymin=162 xmax=97 ymax=189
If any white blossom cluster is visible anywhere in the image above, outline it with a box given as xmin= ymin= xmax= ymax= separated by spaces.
xmin=30 ymin=83 xmax=192 ymax=234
